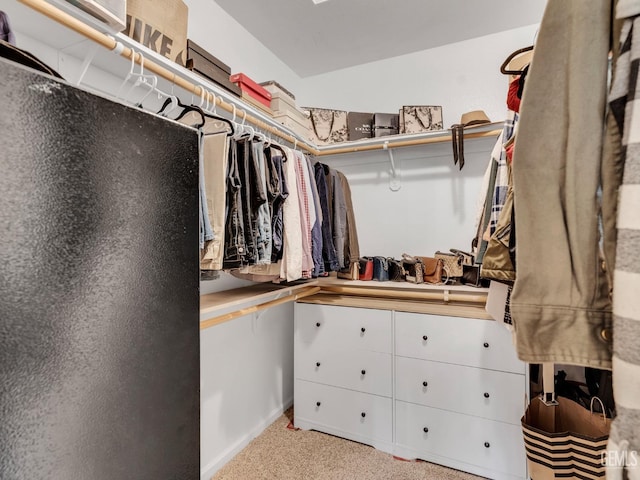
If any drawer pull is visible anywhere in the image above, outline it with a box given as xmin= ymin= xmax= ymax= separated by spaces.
xmin=422 ymin=335 xmax=428 ymax=341
xmin=316 ymin=362 xmax=321 ymax=367
xmin=361 ymin=327 xmax=366 ymax=333
xmin=316 ymin=322 xmax=321 ymax=327
xmin=483 ymin=342 xmax=489 ymax=348
xmin=484 ymin=392 xmax=490 ymax=398
xmin=484 ymin=442 xmax=490 ymax=448
xmin=316 ymin=401 xmax=321 ymax=407
xmin=423 ymin=427 xmax=429 ymax=433
xmin=361 ymin=412 xmax=366 ymax=418
xmin=422 ymin=381 xmax=428 ymax=387
xmin=361 ymin=369 xmax=366 ymax=375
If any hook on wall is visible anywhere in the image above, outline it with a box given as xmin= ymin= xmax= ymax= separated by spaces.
xmin=383 ymin=141 xmax=401 ymax=192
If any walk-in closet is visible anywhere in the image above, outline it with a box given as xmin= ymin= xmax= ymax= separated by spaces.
xmin=1 ymin=1 xmax=636 ymax=479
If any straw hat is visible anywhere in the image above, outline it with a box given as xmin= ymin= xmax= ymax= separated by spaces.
xmin=459 ymin=110 xmax=491 ymax=127
xmin=450 ymin=110 xmax=491 ymax=170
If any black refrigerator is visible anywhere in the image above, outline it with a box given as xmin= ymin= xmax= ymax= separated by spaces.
xmin=0 ymin=58 xmax=200 ymax=479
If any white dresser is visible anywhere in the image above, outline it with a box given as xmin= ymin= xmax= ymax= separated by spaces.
xmin=294 ymin=302 xmax=528 ymax=480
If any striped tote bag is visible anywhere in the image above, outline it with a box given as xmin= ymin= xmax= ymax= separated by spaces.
xmin=522 ymin=395 xmax=611 ymax=479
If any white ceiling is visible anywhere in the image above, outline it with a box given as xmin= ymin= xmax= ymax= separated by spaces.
xmin=213 ymin=0 xmax=547 ymax=77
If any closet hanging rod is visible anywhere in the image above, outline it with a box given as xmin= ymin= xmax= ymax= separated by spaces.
xmin=17 ymin=0 xmax=319 ymax=155
xmin=319 ymin=285 xmax=487 ymax=305
xmin=199 ymin=286 xmax=321 ymax=330
xmin=315 ymin=127 xmax=502 ymax=156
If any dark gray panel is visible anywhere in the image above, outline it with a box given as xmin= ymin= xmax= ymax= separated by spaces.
xmin=0 ymin=59 xmax=200 ymax=480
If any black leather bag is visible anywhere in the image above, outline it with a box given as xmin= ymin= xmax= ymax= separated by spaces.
xmin=387 ymin=258 xmax=405 ymax=282
xmin=461 ymin=264 xmax=490 ymax=288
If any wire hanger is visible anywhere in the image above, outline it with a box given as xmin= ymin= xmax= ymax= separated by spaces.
xmin=500 ymin=45 xmax=534 ymax=75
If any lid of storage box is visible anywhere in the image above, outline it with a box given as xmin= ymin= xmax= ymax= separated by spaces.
xmin=259 ymin=80 xmax=295 ymax=100
xmin=187 ymin=39 xmax=231 ymax=74
xmin=229 ymin=73 xmax=272 ymax=101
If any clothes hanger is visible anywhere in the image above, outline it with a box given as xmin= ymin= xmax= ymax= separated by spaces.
xmin=260 ymin=131 xmax=287 ymax=158
xmin=231 ymin=106 xmax=248 ymax=140
xmin=169 ymin=98 xmax=206 ymax=128
xmin=116 ymin=51 xmax=156 ymax=105
xmin=199 ymin=89 xmax=235 ymax=136
xmin=500 ymin=45 xmax=534 ymax=75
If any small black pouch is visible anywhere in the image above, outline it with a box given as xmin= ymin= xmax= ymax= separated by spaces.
xmin=461 ymin=264 xmax=490 ymax=288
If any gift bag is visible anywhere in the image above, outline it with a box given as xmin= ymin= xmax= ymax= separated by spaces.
xmin=399 ymin=106 xmax=443 ymax=134
xmin=303 ymin=107 xmax=348 ymax=145
xmin=521 ymin=364 xmax=610 ymax=480
xmin=372 ymin=112 xmax=399 ymax=137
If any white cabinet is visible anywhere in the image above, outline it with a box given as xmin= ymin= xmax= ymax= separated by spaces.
xmin=395 ymin=311 xmax=525 ymax=374
xmin=294 ymin=303 xmax=394 ymax=453
xmin=395 ymin=356 xmax=525 ymax=424
xmin=395 ymin=401 xmax=526 ymax=478
xmin=294 ymin=302 xmax=528 ymax=480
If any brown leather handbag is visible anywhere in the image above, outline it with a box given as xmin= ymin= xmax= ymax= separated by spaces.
xmin=418 ymin=257 xmax=446 ymax=284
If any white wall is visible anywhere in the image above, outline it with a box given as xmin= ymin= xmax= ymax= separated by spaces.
xmin=183 ymin=0 xmax=303 ymax=94
xmin=200 ymin=303 xmax=294 ymax=479
xmin=296 ymin=24 xmax=538 ymax=128
xmin=320 ymin=136 xmax=496 ymax=258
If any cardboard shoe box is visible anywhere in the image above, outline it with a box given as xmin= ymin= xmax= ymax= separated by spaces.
xmin=260 ymin=81 xmax=297 ymax=113
xmin=124 ymin=0 xmax=188 ymax=66
xmin=65 ymin=0 xmax=127 ymax=30
xmin=186 ymin=40 xmax=241 ymax=97
xmin=229 ymin=73 xmax=272 ymax=109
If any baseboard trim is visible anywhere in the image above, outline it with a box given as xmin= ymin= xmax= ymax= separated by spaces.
xmin=200 ymin=396 xmax=294 ymax=480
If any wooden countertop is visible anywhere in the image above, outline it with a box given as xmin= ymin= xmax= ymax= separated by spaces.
xmin=200 ymin=281 xmax=318 ymax=321
xmin=199 ymin=276 xmax=492 ymax=326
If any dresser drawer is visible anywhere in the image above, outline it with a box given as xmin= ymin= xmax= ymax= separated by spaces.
xmin=395 ymin=312 xmax=524 ymax=374
xmin=295 ymin=303 xmax=392 ymax=353
xmin=395 ymin=401 xmax=526 ymax=478
xmin=295 ymin=380 xmax=392 ymax=444
xmin=395 ymin=356 xmax=526 ymax=424
xmin=296 ymin=345 xmax=392 ymax=397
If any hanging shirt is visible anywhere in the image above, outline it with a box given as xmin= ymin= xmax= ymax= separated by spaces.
xmin=315 ymin=162 xmax=340 ymax=272
xmin=293 ymin=150 xmax=314 ymax=279
xmin=252 ymin=141 xmax=272 ymax=264
xmin=280 ymin=147 xmax=302 ymax=281
xmin=268 ymin=149 xmax=289 ymax=262
xmin=223 ymin=139 xmax=247 ymax=268
xmin=200 ymin=119 xmax=231 ymax=271
xmin=306 ymin=157 xmax=324 ymax=277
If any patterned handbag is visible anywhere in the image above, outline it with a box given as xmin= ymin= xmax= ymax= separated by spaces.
xmin=401 ymin=254 xmax=424 ymax=284
xmin=435 ymin=251 xmax=463 ymax=278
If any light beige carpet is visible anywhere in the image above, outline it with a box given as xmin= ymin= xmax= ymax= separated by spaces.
xmin=213 ymin=408 xmax=484 ymax=480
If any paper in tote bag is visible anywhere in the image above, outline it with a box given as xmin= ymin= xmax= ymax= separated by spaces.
xmin=521 ymin=364 xmax=611 ymax=480
xmin=303 ymin=107 xmax=348 ymax=145
xmin=399 ymin=106 xmax=443 ymax=134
